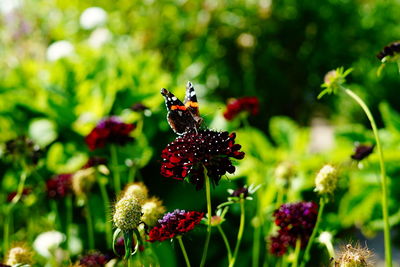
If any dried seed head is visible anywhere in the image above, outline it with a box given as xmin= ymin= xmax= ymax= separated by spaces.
xmin=334 ymin=244 xmax=374 ymax=267
xmin=72 ymin=167 xmax=96 ymax=197
xmin=123 ymin=182 xmax=149 ymax=204
xmin=315 ymin=164 xmax=338 ymax=195
xmin=141 ymin=197 xmax=166 ymax=227
xmin=113 ymin=195 xmax=142 ymax=231
xmin=6 ymin=244 xmax=33 ymax=265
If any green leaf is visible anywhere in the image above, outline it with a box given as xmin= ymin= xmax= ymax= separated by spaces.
xmin=269 ymin=116 xmax=299 ymax=149
xmin=379 ymin=102 xmax=400 ymax=133
xmin=113 ymin=228 xmax=122 ymax=256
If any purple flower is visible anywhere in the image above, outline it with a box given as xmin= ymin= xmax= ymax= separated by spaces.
xmin=351 ymin=144 xmax=374 ymax=161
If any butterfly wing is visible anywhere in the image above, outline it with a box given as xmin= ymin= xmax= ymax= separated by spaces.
xmin=161 ymin=88 xmax=197 ymax=135
xmin=184 ymin=81 xmax=203 ymax=127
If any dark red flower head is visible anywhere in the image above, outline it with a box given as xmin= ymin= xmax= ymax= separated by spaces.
xmin=351 ymin=144 xmax=374 ymax=161
xmin=83 ymin=157 xmax=108 ymax=169
xmin=147 ymin=209 xmax=204 ymax=242
xmin=130 ymin=102 xmax=149 ymax=112
xmin=223 ymin=97 xmax=259 ymax=121
xmin=85 ymin=116 xmax=135 ymax=151
xmin=161 ymin=130 xmax=245 ymax=190
xmin=79 ymin=251 xmax=111 ymax=267
xmin=5 ymin=136 xmax=42 ymax=165
xmin=269 ymin=202 xmax=318 ymax=256
xmin=377 ymin=41 xmax=400 ymax=61
xmin=7 ymin=188 xmax=31 ymax=202
xmin=231 ymin=187 xmax=249 ymax=198
xmin=46 ymin=174 xmax=72 ymax=199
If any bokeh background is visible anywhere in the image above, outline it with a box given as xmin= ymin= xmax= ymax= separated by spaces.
xmin=1 ymin=0 xmax=400 ymax=266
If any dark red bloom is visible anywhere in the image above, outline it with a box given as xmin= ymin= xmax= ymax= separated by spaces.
xmin=223 ymin=97 xmax=259 ymax=121
xmin=161 ymin=130 xmax=245 ymax=190
xmin=85 ymin=116 xmax=135 ymax=151
xmin=5 ymin=136 xmax=42 ymax=165
xmin=131 ymin=102 xmax=149 ymax=112
xmin=83 ymin=157 xmax=108 ymax=168
xmin=7 ymin=188 xmax=31 ymax=202
xmin=377 ymin=41 xmax=400 ymax=60
xmin=351 ymin=144 xmax=374 ymax=161
xmin=269 ymin=202 xmax=318 ymax=256
xmin=231 ymin=187 xmax=249 ymax=198
xmin=113 ymin=237 xmax=137 ymax=257
xmin=79 ymin=251 xmax=110 ymax=267
xmin=147 ymin=210 xmax=204 ymax=242
xmin=46 ymin=174 xmax=72 ymax=198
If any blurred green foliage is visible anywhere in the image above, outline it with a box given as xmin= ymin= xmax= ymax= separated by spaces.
xmin=1 ymin=0 xmax=400 ymax=266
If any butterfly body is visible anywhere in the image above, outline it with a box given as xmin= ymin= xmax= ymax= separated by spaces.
xmin=161 ymin=82 xmax=203 ymax=135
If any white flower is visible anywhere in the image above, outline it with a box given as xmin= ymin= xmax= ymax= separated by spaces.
xmin=46 ymin=41 xmax=74 ymax=62
xmin=33 ymin=231 xmax=65 ymax=258
xmin=318 ymin=231 xmax=333 ymax=244
xmin=0 ymin=0 xmax=22 ymax=14
xmin=88 ymin=28 xmax=111 ymax=48
xmin=80 ymin=7 xmax=107 ymax=30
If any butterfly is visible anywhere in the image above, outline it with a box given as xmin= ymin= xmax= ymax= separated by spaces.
xmin=161 ymin=81 xmax=203 ymax=135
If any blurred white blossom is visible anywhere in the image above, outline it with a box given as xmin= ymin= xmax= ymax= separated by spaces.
xmin=46 ymin=40 xmax=74 ymax=61
xmin=33 ymin=231 xmax=65 ymax=258
xmin=0 ymin=0 xmax=22 ymax=14
xmin=88 ymin=28 xmax=111 ymax=48
xmin=80 ymin=7 xmax=107 ymax=30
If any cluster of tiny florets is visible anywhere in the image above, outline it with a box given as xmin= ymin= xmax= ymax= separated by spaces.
xmin=161 ymin=129 xmax=245 ymax=190
xmin=141 ymin=197 xmax=166 ymax=227
xmin=269 ymin=202 xmax=318 ymax=256
xmin=147 ymin=209 xmax=204 ymax=242
xmin=315 ymin=164 xmax=338 ymax=195
xmin=334 ymin=244 xmax=374 ymax=267
xmin=46 ymin=174 xmax=73 ymax=199
xmin=5 ymin=245 xmax=33 ymax=266
xmin=123 ymin=182 xmax=149 ymax=204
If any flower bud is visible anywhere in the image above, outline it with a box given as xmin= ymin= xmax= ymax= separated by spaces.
xmin=315 ymin=164 xmax=338 ymax=195
xmin=113 ymin=195 xmax=142 ymax=231
xmin=123 ymin=182 xmax=149 ymax=204
xmin=275 ymin=161 xmax=295 ymax=182
xmin=141 ymin=197 xmax=166 ymax=228
xmin=6 ymin=245 xmax=33 ymax=265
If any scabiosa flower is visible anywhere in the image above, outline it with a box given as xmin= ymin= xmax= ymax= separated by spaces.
xmin=334 ymin=244 xmax=374 ymax=267
xmin=113 ymin=195 xmax=142 ymax=232
xmin=351 ymin=144 xmax=374 ymax=161
xmin=123 ymin=182 xmax=149 ymax=204
xmin=147 ymin=210 xmax=204 ymax=242
xmin=314 ymin=164 xmax=338 ymax=195
xmin=269 ymin=202 xmax=318 ymax=256
xmin=46 ymin=174 xmax=72 ymax=198
xmin=141 ymin=197 xmax=166 ymax=228
xmin=85 ymin=116 xmax=135 ymax=151
xmin=161 ymin=130 xmax=245 ymax=190
xmin=4 ymin=136 xmax=42 ymax=165
xmin=77 ymin=251 xmax=110 ymax=267
xmin=318 ymin=67 xmax=352 ymax=99
xmin=223 ymin=97 xmax=259 ymax=121
xmin=83 ymin=157 xmax=107 ymax=168
xmin=5 ymin=245 xmax=33 ymax=265
xmin=230 ymin=187 xmax=249 ymax=198
xmin=377 ymin=41 xmax=400 ymax=62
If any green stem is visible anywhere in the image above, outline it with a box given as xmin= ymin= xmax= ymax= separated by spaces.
xmin=252 ymin=222 xmax=261 ymax=267
xmin=342 ymin=86 xmax=392 ymax=267
xmin=110 ymin=145 xmax=121 ymax=194
xmin=292 ymin=238 xmax=301 ymax=267
xmin=85 ymin=199 xmax=95 ymax=249
xmin=3 ymin=170 xmax=28 ymax=252
xmin=177 ymin=236 xmax=191 ymax=267
xmin=301 ymin=198 xmax=325 ymax=267
xmin=65 ymin=196 xmax=73 ymax=249
xmin=200 ymin=175 xmax=212 ymax=267
xmin=127 ymin=166 xmax=136 ymax=184
xmin=217 ymin=224 xmax=232 ymax=261
xmin=324 ymin=238 xmax=335 ymax=259
xmin=98 ymin=178 xmax=112 ymax=248
xmin=229 ymin=198 xmax=246 ymax=267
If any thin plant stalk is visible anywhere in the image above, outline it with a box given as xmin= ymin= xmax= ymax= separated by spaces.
xmin=177 ymin=236 xmax=191 ymax=267
xmin=200 ymin=175 xmax=212 ymax=267
xmin=3 ymin=170 xmax=28 ymax=252
xmin=85 ymin=198 xmax=95 ymax=249
xmin=341 ymin=86 xmax=392 ymax=267
xmin=229 ymin=198 xmax=246 ymax=267
xmin=292 ymin=238 xmax=301 ymax=267
xmin=110 ymin=145 xmax=121 ymax=194
xmin=65 ymin=195 xmax=73 ymax=249
xmin=300 ymin=198 xmax=325 ymax=267
xmin=97 ymin=175 xmax=112 ymax=248
xmin=252 ymin=221 xmax=261 ymax=267
xmin=127 ymin=166 xmax=136 ymax=184
xmin=217 ymin=224 xmax=232 ymax=261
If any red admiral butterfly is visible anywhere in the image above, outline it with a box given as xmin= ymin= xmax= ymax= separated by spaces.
xmin=161 ymin=81 xmax=203 ymax=135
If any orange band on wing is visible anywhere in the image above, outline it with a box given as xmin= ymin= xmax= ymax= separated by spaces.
xmin=171 ymin=105 xmax=187 ymax=111
xmin=185 ymin=101 xmax=199 ymax=108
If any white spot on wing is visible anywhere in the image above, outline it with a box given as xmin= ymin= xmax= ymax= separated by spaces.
xmin=172 ymin=96 xmax=177 ymax=101
xmin=190 ymin=91 xmax=196 ymax=97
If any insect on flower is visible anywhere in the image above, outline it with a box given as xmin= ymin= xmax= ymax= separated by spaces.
xmin=161 ymin=81 xmax=203 ymax=135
